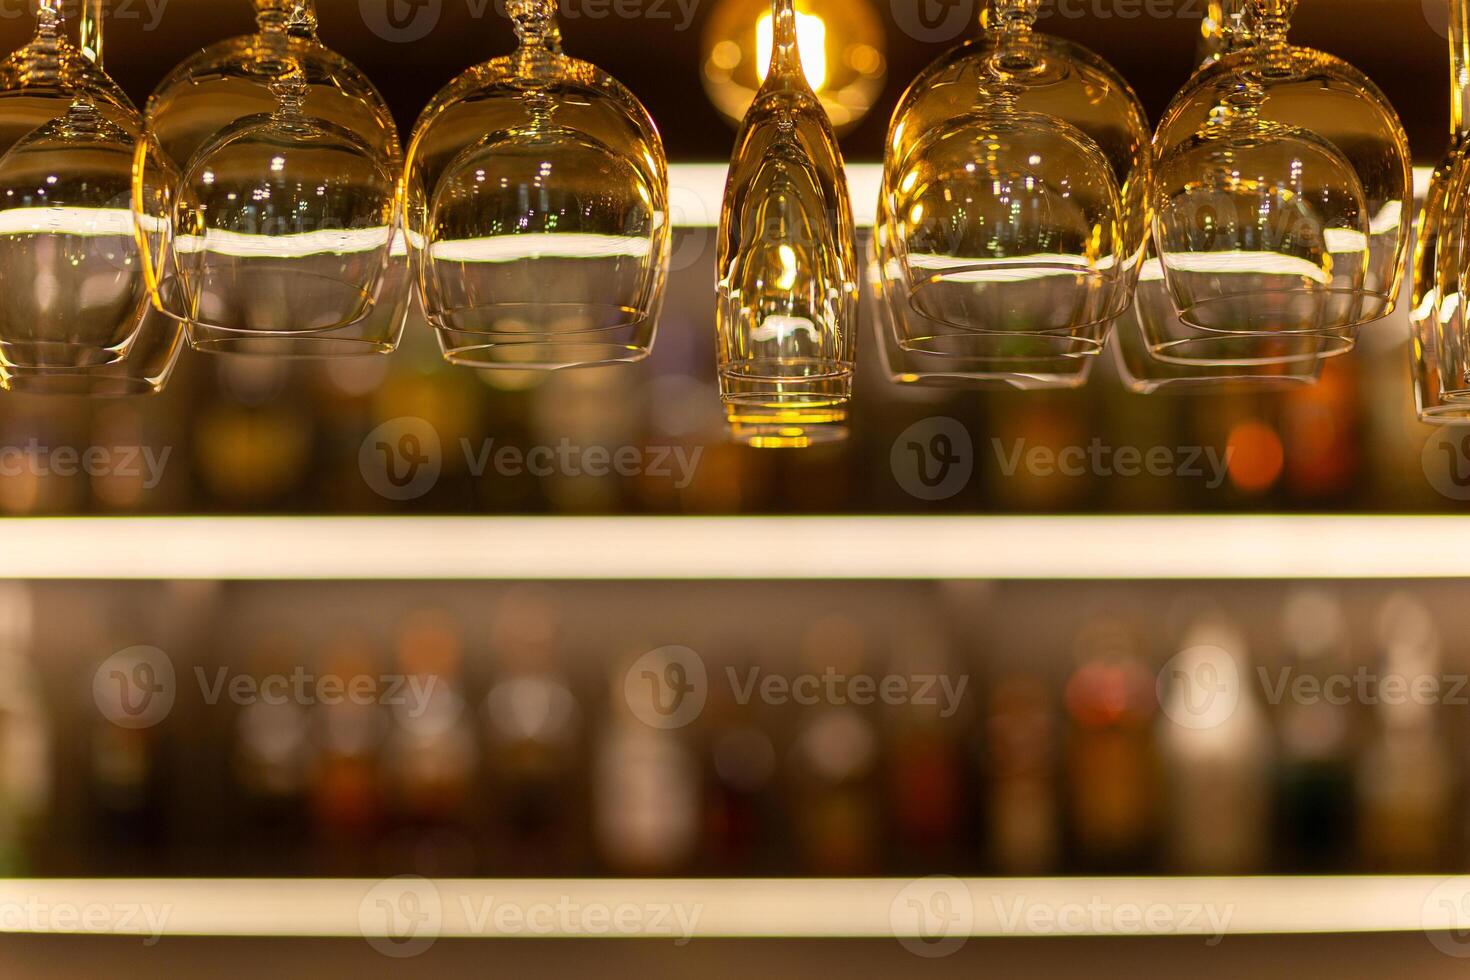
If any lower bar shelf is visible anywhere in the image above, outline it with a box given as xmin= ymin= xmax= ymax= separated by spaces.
xmin=0 ymin=876 xmax=1461 ymax=939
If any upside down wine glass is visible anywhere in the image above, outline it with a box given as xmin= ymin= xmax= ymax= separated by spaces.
xmin=1151 ymin=0 xmax=1409 ymax=351
xmin=0 ymin=0 xmax=159 ymax=371
xmin=879 ymin=0 xmax=1150 ymax=359
xmin=1117 ymin=0 xmax=1326 ymax=386
xmin=405 ymin=0 xmax=670 ymax=370
xmin=1423 ymin=0 xmax=1470 ymax=420
xmin=139 ymin=0 xmax=405 ymax=356
xmin=1 ymin=0 xmax=184 ymax=395
xmin=717 ymin=0 xmax=857 ymax=447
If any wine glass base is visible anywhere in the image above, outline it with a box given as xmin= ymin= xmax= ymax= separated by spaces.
xmin=1145 ymin=331 xmax=1355 ymax=366
xmin=724 ymin=403 xmax=850 ymax=449
xmin=187 ymin=334 xmax=398 ymax=359
xmin=0 ymin=373 xmax=163 ymax=397
xmin=0 ymin=340 xmax=131 ymax=370
xmin=895 ymin=329 xmax=1104 ymax=359
xmin=1172 ymin=287 xmax=1394 ymax=336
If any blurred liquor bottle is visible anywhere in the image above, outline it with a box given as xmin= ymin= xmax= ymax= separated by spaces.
xmin=984 ymin=673 xmax=1061 ymax=875
xmin=308 ymin=634 xmax=386 ymax=875
xmin=381 ymin=610 xmax=478 ymax=875
xmin=700 ymin=653 xmax=780 ymax=873
xmin=789 ymin=615 xmax=882 ymax=875
xmin=1063 ymin=618 xmax=1159 ymax=871
xmin=481 ymin=590 xmax=585 ymax=875
xmin=1158 ymin=612 xmax=1271 ymax=873
xmin=0 ymin=584 xmax=50 ymax=875
xmin=594 ymin=645 xmax=700 ymax=874
xmin=231 ymin=635 xmax=311 ymax=873
xmin=885 ymin=624 xmax=969 ymax=872
xmin=1273 ymin=589 xmax=1357 ymax=871
xmin=1356 ymin=593 xmax=1454 ymax=871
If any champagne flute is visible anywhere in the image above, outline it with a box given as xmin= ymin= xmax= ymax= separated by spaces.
xmin=2 ymin=0 xmax=184 ymax=395
xmin=717 ymin=0 xmax=857 ymax=447
xmin=405 ymin=0 xmax=670 ymax=370
xmin=879 ymin=0 xmax=1150 ymax=357
xmin=0 ymin=0 xmax=153 ymax=370
xmin=1420 ymin=0 xmax=1470 ymax=419
xmin=1152 ymin=0 xmax=1409 ymax=346
xmin=139 ymin=0 xmax=405 ymax=356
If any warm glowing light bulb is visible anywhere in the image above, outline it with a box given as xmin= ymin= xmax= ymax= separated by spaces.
xmin=700 ymin=0 xmax=886 ymax=134
xmin=755 ymin=10 xmax=828 ymax=90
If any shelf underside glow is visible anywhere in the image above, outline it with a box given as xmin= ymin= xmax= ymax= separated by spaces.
xmin=0 ymin=877 xmax=1455 ymax=938
xmin=3 ymin=515 xmax=1470 ymax=580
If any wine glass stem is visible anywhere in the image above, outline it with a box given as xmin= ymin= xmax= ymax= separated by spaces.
xmin=768 ymin=0 xmax=804 ymax=81
xmin=1197 ymin=0 xmax=1251 ymax=67
xmin=80 ymin=0 xmax=103 ymax=68
xmin=255 ymin=0 xmax=317 ymax=36
xmin=1452 ymin=0 xmax=1470 ymax=137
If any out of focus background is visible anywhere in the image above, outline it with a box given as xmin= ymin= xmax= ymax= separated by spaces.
xmin=0 ymin=1 xmax=1468 ymax=976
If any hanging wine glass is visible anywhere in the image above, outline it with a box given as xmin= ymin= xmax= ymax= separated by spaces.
xmin=878 ymin=0 xmax=1149 ymax=356
xmin=0 ymin=0 xmax=155 ymax=371
xmin=405 ymin=0 xmax=670 ymax=370
xmin=1112 ymin=261 xmax=1325 ymax=395
xmin=717 ymin=0 xmax=857 ymax=447
xmin=1134 ymin=0 xmax=1341 ymax=370
xmin=1152 ymin=0 xmax=1409 ymax=348
xmin=1417 ymin=0 xmax=1470 ymax=421
xmin=868 ymin=213 xmax=1092 ymax=390
xmin=138 ymin=0 xmax=405 ymax=356
xmin=2 ymin=0 xmax=184 ymax=395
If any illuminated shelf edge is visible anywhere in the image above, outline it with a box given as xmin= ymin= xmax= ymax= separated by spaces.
xmin=0 ymin=876 xmax=1456 ymax=938
xmin=3 ymin=515 xmax=1470 ymax=580
xmin=668 ymin=164 xmax=1436 ymax=228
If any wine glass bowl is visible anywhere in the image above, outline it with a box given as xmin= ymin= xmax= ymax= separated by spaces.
xmin=139 ymin=0 xmax=406 ymax=356
xmin=170 ymin=95 xmax=396 ymax=348
xmin=886 ymin=109 xmax=1124 ymax=354
xmin=0 ymin=1 xmax=154 ymax=372
xmin=1151 ymin=0 xmax=1410 ymax=350
xmin=879 ymin=0 xmax=1150 ymax=353
xmin=406 ymin=3 xmax=670 ymax=370
xmin=1150 ymin=122 xmax=1368 ymax=349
